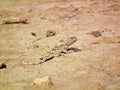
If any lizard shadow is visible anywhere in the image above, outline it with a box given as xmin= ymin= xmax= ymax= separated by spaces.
xmin=67 ymin=47 xmax=81 ymax=52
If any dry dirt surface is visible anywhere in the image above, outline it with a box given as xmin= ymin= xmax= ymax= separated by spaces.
xmin=0 ymin=0 xmax=120 ymax=90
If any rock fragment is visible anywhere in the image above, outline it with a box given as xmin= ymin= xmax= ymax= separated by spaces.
xmin=90 ymin=31 xmax=102 ymax=37
xmin=33 ymin=76 xmax=53 ymax=87
xmin=0 ymin=63 xmax=6 ymax=69
xmin=1 ymin=18 xmax=29 ymax=25
xmin=46 ymin=30 xmax=56 ymax=37
xmin=31 ymin=32 xmax=36 ymax=37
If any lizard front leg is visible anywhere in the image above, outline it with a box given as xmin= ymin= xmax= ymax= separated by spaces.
xmin=61 ymin=46 xmax=74 ymax=54
xmin=59 ymin=46 xmax=69 ymax=55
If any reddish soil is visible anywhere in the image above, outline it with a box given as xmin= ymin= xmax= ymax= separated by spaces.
xmin=0 ymin=0 xmax=120 ymax=90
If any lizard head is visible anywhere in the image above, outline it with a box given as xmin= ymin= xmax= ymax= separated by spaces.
xmin=65 ymin=36 xmax=78 ymax=46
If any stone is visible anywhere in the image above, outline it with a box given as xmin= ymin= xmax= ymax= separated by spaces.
xmin=31 ymin=32 xmax=36 ymax=37
xmin=90 ymin=31 xmax=102 ymax=37
xmin=46 ymin=30 xmax=56 ymax=37
xmin=0 ymin=63 xmax=6 ymax=69
xmin=33 ymin=76 xmax=53 ymax=87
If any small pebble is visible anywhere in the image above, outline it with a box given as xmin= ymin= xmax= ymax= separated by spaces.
xmin=0 ymin=63 xmax=7 ymax=69
xmin=31 ymin=32 xmax=36 ymax=36
xmin=46 ymin=30 xmax=56 ymax=37
xmin=91 ymin=31 xmax=102 ymax=37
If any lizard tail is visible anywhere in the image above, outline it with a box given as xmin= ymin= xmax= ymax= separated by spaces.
xmin=22 ymin=60 xmax=43 ymax=65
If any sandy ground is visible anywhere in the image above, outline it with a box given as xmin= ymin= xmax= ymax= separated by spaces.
xmin=0 ymin=0 xmax=120 ymax=90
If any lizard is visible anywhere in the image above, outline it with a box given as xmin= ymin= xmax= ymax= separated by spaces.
xmin=22 ymin=36 xmax=77 ymax=65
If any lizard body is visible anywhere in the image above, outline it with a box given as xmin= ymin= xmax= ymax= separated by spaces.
xmin=22 ymin=36 xmax=77 ymax=65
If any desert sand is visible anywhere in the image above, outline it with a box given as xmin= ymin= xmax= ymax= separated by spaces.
xmin=0 ymin=0 xmax=120 ymax=90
